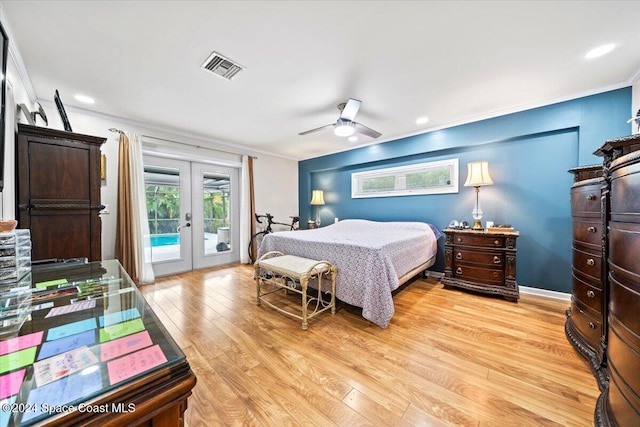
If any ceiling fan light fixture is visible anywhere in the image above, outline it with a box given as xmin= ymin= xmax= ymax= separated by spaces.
xmin=334 ymin=120 xmax=355 ymax=137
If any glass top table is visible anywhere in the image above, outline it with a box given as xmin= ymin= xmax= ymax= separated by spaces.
xmin=0 ymin=260 xmax=195 ymax=426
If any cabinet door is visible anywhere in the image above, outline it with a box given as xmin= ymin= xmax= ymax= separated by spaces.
xmin=17 ymin=125 xmax=104 ymax=261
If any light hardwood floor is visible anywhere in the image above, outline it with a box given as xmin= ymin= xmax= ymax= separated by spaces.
xmin=140 ymin=263 xmax=598 ymax=427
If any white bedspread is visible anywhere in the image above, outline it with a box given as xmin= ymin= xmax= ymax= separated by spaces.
xmin=258 ymin=219 xmax=439 ymax=328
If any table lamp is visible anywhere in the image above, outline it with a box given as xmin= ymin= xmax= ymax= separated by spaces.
xmin=310 ymin=190 xmax=325 ymax=226
xmin=464 ymin=161 xmax=493 ymax=230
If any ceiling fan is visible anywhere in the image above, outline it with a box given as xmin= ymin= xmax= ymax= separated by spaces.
xmin=299 ymin=98 xmax=381 ymax=139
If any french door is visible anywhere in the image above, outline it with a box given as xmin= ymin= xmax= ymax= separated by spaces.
xmin=144 ymin=156 xmax=239 ymax=276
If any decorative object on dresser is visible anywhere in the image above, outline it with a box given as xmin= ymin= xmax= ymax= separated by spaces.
xmin=441 ymin=228 xmax=519 ymax=302
xmin=628 ymin=108 xmax=640 ymax=132
xmin=594 ymin=133 xmax=640 ymax=427
xmin=564 ymin=164 xmax=608 ymax=390
xmin=463 ymin=161 xmax=493 ymax=230
xmin=16 ymin=124 xmax=105 ymax=262
xmin=53 ymin=89 xmax=72 ymax=132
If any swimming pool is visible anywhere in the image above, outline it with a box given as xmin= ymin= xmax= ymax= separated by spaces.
xmin=151 ymin=234 xmax=180 ymax=247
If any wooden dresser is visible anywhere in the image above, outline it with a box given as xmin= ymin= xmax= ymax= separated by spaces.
xmin=595 ymin=138 xmax=640 ymax=426
xmin=565 ymin=165 xmax=608 ymax=389
xmin=564 ymin=134 xmax=640 ymax=426
xmin=16 ymin=124 xmax=105 ymax=261
xmin=442 ymin=228 xmax=519 ymax=302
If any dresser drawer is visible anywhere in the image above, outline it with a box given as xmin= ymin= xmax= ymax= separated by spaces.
xmin=570 ymin=299 xmax=602 ymax=349
xmin=572 ymin=272 xmax=602 ymax=314
xmin=451 ymin=233 xmax=504 ymax=248
xmin=453 ymin=264 xmax=504 ymax=285
xmin=573 ymin=219 xmax=603 ymax=247
xmin=452 ymin=248 xmax=504 ymax=267
xmin=571 ymin=182 xmax=602 ymax=216
xmin=609 ymin=221 xmax=640 ymax=287
xmin=572 ymin=246 xmax=602 ymax=282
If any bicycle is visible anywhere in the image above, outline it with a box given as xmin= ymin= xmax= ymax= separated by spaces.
xmin=248 ymin=213 xmax=299 ymax=263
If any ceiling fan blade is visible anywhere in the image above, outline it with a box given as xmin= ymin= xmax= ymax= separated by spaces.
xmin=339 ymin=98 xmax=362 ymax=121
xmin=298 ymin=123 xmax=334 ymax=136
xmin=354 ymin=122 xmax=381 ymax=139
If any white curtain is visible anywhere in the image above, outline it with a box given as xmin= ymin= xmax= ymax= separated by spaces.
xmin=128 ymin=132 xmax=155 ymax=284
xmin=239 ymin=155 xmax=251 ymax=264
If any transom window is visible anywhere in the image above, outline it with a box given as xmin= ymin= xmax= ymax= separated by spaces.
xmin=351 ymin=158 xmax=459 ymax=198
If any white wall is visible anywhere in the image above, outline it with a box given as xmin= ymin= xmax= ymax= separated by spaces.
xmin=253 ymin=155 xmax=299 ymax=231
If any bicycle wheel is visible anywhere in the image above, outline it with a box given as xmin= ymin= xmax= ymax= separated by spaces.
xmin=248 ymin=231 xmax=267 ymax=263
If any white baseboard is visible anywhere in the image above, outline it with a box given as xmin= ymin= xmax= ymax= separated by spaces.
xmin=519 ymin=285 xmax=571 ymax=301
xmin=427 ymin=271 xmax=571 ymax=301
xmin=426 ymin=270 xmax=571 ymax=301
xmin=425 ymin=271 xmax=444 ymax=279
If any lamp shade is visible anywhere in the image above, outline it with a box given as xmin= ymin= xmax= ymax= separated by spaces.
xmin=310 ymin=190 xmax=325 ymax=205
xmin=464 ymin=161 xmax=493 ymax=187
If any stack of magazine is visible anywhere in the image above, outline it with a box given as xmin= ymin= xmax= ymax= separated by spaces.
xmin=0 ymin=229 xmax=32 ymax=337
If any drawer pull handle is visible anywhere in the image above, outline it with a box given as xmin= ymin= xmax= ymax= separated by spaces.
xmin=587 ymin=290 xmax=595 ymax=298
xmin=586 ymin=258 xmax=595 ymax=266
xmin=587 ymin=194 xmax=597 ymax=201
xmin=588 ymin=322 xmax=596 ymax=330
xmin=493 ymin=256 xmax=501 ymax=264
xmin=455 ymin=253 xmax=462 ymax=260
xmin=456 ymin=267 xmax=462 ymax=275
xmin=493 ymin=272 xmax=499 ymax=278
xmin=587 ymin=226 xmax=596 ymax=233
xmin=494 ymin=240 xmax=500 ymax=245
xmin=456 ymin=237 xmax=462 ymax=242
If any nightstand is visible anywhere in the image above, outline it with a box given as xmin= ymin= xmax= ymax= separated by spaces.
xmin=441 ymin=228 xmax=519 ymax=302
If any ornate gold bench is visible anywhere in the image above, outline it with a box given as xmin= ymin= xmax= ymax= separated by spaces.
xmin=254 ymin=251 xmax=337 ymax=330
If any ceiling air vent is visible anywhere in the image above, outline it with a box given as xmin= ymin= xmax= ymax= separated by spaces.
xmin=201 ymin=51 xmax=245 ymax=81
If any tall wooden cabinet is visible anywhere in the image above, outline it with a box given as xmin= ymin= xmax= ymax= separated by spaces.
xmin=564 ymin=135 xmax=640 ymax=426
xmin=594 ymin=134 xmax=640 ymax=427
xmin=565 ymin=165 xmax=608 ymax=389
xmin=16 ymin=124 xmax=105 ymax=261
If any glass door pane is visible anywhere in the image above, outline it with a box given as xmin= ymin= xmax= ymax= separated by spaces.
xmin=192 ymin=162 xmax=239 ymax=269
xmin=202 ymin=171 xmax=231 ymax=255
xmin=143 ymin=156 xmax=192 ymax=276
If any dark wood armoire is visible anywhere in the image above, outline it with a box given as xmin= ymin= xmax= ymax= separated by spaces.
xmin=564 ymin=134 xmax=640 ymax=426
xmin=16 ymin=124 xmax=105 ymax=261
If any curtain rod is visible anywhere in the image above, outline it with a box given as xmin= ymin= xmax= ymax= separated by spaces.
xmin=108 ymin=128 xmax=256 ymax=158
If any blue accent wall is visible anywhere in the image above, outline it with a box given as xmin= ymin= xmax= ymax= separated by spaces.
xmin=298 ymin=88 xmax=632 ymax=293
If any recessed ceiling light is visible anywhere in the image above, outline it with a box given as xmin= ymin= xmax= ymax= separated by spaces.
xmin=74 ymin=94 xmax=95 ymax=104
xmin=585 ymin=44 xmax=615 ymax=59
xmin=416 ymin=116 xmax=429 ymax=124
xmin=348 ymin=136 xmax=358 ymax=142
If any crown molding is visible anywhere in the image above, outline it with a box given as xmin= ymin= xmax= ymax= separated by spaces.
xmin=629 ymin=64 xmax=640 ymax=85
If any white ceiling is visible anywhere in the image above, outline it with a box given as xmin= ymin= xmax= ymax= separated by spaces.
xmin=2 ymin=1 xmax=639 ymax=160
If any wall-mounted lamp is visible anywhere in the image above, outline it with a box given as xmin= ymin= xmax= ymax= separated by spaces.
xmin=310 ymin=190 xmax=325 ymax=226
xmin=464 ymin=161 xmax=493 ymax=230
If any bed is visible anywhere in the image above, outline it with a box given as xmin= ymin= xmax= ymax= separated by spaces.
xmin=257 ymin=219 xmax=440 ymax=328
